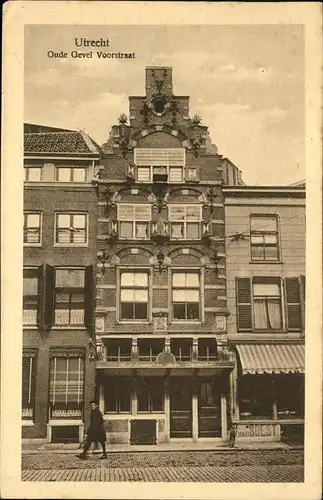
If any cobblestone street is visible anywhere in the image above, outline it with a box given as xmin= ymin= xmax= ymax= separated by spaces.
xmin=22 ymin=449 xmax=304 ymax=482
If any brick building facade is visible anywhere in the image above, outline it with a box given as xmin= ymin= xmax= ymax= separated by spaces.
xmin=23 ymin=124 xmax=100 ymax=442
xmin=94 ymin=67 xmax=235 ymax=444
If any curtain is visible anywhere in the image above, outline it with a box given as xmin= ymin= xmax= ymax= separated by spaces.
xmin=254 ymin=300 xmax=268 ymax=329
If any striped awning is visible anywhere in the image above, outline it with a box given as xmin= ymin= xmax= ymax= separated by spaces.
xmin=236 ymin=344 xmax=305 ymax=375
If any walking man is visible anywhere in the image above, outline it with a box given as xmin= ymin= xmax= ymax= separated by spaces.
xmin=77 ymin=400 xmax=107 ymax=460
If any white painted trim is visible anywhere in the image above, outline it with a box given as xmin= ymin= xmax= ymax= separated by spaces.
xmin=22 ymin=421 xmax=35 ymax=426
xmin=54 ymin=211 xmax=89 ymax=247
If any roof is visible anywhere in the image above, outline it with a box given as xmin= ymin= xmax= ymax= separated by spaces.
xmin=24 ymin=130 xmax=101 ymax=156
xmin=24 ymin=123 xmax=75 ymax=134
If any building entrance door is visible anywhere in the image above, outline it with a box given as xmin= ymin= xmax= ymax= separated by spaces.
xmin=170 ymin=377 xmax=192 ymax=438
xmin=198 ymin=378 xmax=221 ymax=437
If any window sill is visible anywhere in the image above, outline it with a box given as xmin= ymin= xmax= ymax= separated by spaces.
xmin=117 ymin=320 xmax=151 ymax=324
xmin=249 ymin=260 xmax=282 ymax=264
xmin=23 ymin=243 xmax=42 ymax=247
xmin=52 ymin=326 xmax=87 ymax=330
xmin=171 ymin=320 xmax=202 ymax=324
xmin=237 ymin=330 xmax=299 ymax=334
xmin=22 ymin=420 xmax=35 ymax=426
xmin=23 ymin=325 xmax=38 ymax=329
xmin=53 ymin=244 xmax=88 ymax=248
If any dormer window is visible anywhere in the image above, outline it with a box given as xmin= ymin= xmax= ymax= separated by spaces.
xmin=134 ymin=148 xmax=185 ymax=183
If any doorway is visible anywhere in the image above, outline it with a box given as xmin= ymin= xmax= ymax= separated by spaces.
xmin=170 ymin=377 xmax=192 ymax=438
xmin=198 ymin=378 xmax=221 ymax=437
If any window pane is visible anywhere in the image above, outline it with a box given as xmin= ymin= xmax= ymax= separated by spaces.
xmin=118 ymin=205 xmax=134 ymax=220
xmin=171 ymin=223 xmax=184 ymax=238
xmin=134 ymin=303 xmax=148 ymax=319
xmin=251 ymin=246 xmax=264 ymax=260
xmin=153 ymin=166 xmax=167 ymax=175
xmin=172 ymin=273 xmax=186 ymax=287
xmin=265 ymin=246 xmax=278 ymax=260
xmin=251 ymin=216 xmax=277 ymax=231
xmin=173 ymin=289 xmax=184 ymax=302
xmin=23 ymin=310 xmax=37 ymax=324
xmin=57 ymin=214 xmax=70 ymax=228
xmin=55 ymin=310 xmax=70 ymax=324
xmin=251 ymin=235 xmax=264 ymax=245
xmin=134 ymin=205 xmax=151 ymax=220
xmin=136 ymin=223 xmax=148 ymax=239
xmin=186 ymin=206 xmax=200 ymax=220
xmin=70 ymin=309 xmax=85 ymax=324
xmin=120 ymin=222 xmax=133 ymax=238
xmin=26 ymin=214 xmax=40 ymax=228
xmin=73 ymin=215 xmax=86 ymax=229
xmin=27 ymin=168 xmax=41 ymax=181
xmin=186 ymin=223 xmax=200 ymax=239
xmin=253 ymin=283 xmax=280 ymax=296
xmin=264 ymin=234 xmax=277 ymax=244
xmin=23 ymin=277 xmax=38 ymax=295
xmin=134 ymin=273 xmax=148 ymax=287
xmin=56 ymin=292 xmax=70 ymax=303
xmin=120 ymin=303 xmax=134 ymax=319
xmin=137 ymin=167 xmax=150 ymax=182
xmin=73 ymin=169 xmax=86 ymax=182
xmin=72 ymin=230 xmax=86 ymax=244
xmin=56 ymin=269 xmax=85 ymax=287
xmin=186 ymin=273 xmax=199 ymax=287
xmin=57 ymin=168 xmax=71 ymax=182
xmin=134 ymin=290 xmax=148 ymax=303
xmin=57 ymin=230 xmax=71 ymax=243
xmin=169 ymin=206 xmax=185 ymax=220
xmin=185 ymin=290 xmax=199 ymax=302
xmin=169 ymin=167 xmax=183 ymax=182
xmin=121 ymin=289 xmax=135 ymax=302
xmin=121 ymin=273 xmax=135 ymax=287
xmin=173 ymin=303 xmax=185 ymax=319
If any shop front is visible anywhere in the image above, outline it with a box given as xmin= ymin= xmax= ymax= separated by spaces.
xmin=96 ymin=358 xmax=234 ymax=444
xmin=231 ymin=343 xmax=305 ymax=443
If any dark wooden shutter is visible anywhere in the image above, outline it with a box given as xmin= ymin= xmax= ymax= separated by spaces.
xmin=285 ymin=277 xmax=302 ymax=331
xmin=236 ymin=277 xmax=252 ymax=331
xmin=299 ymin=275 xmax=306 ymax=331
xmin=84 ymin=265 xmax=95 ymax=334
xmin=37 ymin=263 xmax=45 ymax=330
xmin=44 ymin=265 xmax=54 ymax=330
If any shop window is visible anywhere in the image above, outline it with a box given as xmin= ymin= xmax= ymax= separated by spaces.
xmin=106 ymin=339 xmax=132 ymax=362
xmin=137 ymin=377 xmax=164 ymax=412
xmin=172 ymin=271 xmax=200 ymax=321
xmin=104 ymin=377 xmax=131 ymax=413
xmin=138 ymin=338 xmax=164 ymax=361
xmin=54 ymin=269 xmax=85 ymax=325
xmin=24 ymin=166 xmax=42 ymax=181
xmin=169 ymin=205 xmax=201 ymax=240
xmin=250 ymin=215 xmax=279 ymax=261
xmin=49 ymin=355 xmax=84 ymax=418
xmin=276 ymin=375 xmax=304 ymax=419
xmin=239 ymin=375 xmax=274 ymax=419
xmin=120 ymin=271 xmax=149 ymax=321
xmin=55 ymin=213 xmax=87 ymax=245
xmin=23 ymin=269 xmax=39 ymax=325
xmin=198 ymin=339 xmax=218 ymax=361
xmin=170 ymin=339 xmax=192 ymax=361
xmin=117 ymin=204 xmax=151 ymax=240
xmin=22 ymin=352 xmax=37 ymax=420
xmin=24 ymin=213 xmax=41 ymax=245
xmin=56 ymin=166 xmax=86 ymax=182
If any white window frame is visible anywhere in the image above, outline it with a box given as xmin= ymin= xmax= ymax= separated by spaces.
xmin=24 ymin=166 xmax=42 ymax=182
xmin=252 ymin=278 xmax=285 ymax=331
xmin=23 ymin=267 xmax=39 ymax=326
xmin=170 ymin=268 xmax=203 ymax=323
xmin=54 ymin=268 xmax=86 ymax=327
xmin=24 ymin=212 xmax=42 ymax=246
xmin=55 ymin=166 xmax=87 ymax=183
xmin=134 ymin=148 xmax=185 ymax=183
xmin=49 ymin=355 xmax=84 ymax=419
xmin=169 ymin=204 xmax=202 ymax=240
xmin=54 ymin=212 xmax=88 ymax=247
xmin=22 ymin=354 xmax=36 ymax=421
xmin=118 ymin=268 xmax=151 ymax=323
xmin=117 ymin=204 xmax=152 ymax=240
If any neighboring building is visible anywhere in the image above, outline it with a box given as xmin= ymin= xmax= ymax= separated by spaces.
xmin=223 ymin=185 xmax=305 ymax=443
xmin=23 ymin=125 xmax=100 ymax=443
xmin=94 ymin=67 xmax=235 ymax=444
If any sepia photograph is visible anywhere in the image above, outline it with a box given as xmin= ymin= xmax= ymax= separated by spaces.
xmin=1 ymin=2 xmax=322 ymax=499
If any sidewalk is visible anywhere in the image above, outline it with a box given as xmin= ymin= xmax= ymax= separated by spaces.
xmin=22 ymin=440 xmax=301 ymax=455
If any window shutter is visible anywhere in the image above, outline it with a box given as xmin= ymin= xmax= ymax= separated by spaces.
xmin=84 ymin=265 xmax=95 ymax=334
xmin=236 ymin=277 xmax=252 ymax=331
xmin=37 ymin=264 xmax=45 ymax=330
xmin=44 ymin=265 xmax=54 ymax=330
xmin=285 ymin=277 xmax=302 ymax=331
xmin=126 ymin=163 xmax=135 ymax=180
xmin=299 ymin=275 xmax=306 ymax=331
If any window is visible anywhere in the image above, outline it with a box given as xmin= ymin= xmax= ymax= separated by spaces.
xmin=104 ymin=377 xmax=131 ymax=413
xmin=236 ymin=277 xmax=304 ymax=332
xmin=120 ymin=271 xmax=149 ymax=321
xmin=137 ymin=378 xmax=164 ymax=412
xmin=138 ymin=339 xmax=164 ymax=361
xmin=24 ymin=166 xmax=42 ymax=181
xmin=250 ymin=216 xmax=279 ymax=261
xmin=49 ymin=355 xmax=84 ymax=418
xmin=198 ymin=339 xmax=218 ymax=361
xmin=23 ymin=269 xmax=39 ymax=325
xmin=253 ymin=280 xmax=282 ymax=330
xmin=276 ymin=375 xmax=304 ymax=419
xmin=239 ymin=375 xmax=274 ymax=419
xmin=172 ymin=272 xmax=200 ymax=320
xmin=24 ymin=213 xmax=41 ymax=245
xmin=22 ymin=353 xmax=37 ymax=419
xmin=106 ymin=339 xmax=132 ymax=362
xmin=54 ymin=269 xmax=85 ymax=325
xmin=55 ymin=213 xmax=87 ymax=245
xmin=169 ymin=205 xmax=201 ymax=239
xmin=118 ymin=204 xmax=151 ymax=239
xmin=56 ymin=166 xmax=86 ymax=182
xmin=170 ymin=339 xmax=193 ymax=361
xmin=134 ymin=148 xmax=185 ymax=183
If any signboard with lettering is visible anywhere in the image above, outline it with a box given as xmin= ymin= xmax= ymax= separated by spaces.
xmin=236 ymin=423 xmax=277 ymax=438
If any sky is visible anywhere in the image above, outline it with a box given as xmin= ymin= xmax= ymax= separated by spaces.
xmin=24 ymin=25 xmax=305 ymax=185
